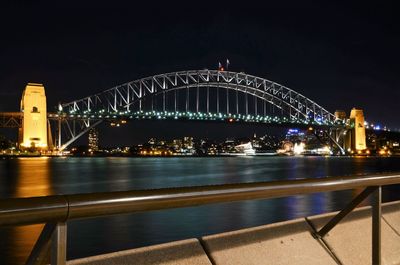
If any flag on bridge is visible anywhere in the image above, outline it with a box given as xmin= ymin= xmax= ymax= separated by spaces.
xmin=218 ymin=62 xmax=225 ymax=71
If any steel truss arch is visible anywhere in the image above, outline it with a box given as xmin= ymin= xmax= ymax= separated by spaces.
xmin=61 ymin=70 xmax=336 ymax=125
xmin=137 ymin=83 xmax=301 ymax=120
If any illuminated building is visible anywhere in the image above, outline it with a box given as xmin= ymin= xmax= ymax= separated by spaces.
xmin=285 ymin=129 xmax=306 ymax=142
xmin=19 ymin=83 xmax=48 ymax=150
xmin=349 ymin=108 xmax=366 ymax=151
xmin=367 ymin=132 xmax=377 ymax=151
xmin=183 ymin=137 xmax=193 ymax=149
xmin=172 ymin=139 xmax=182 ymax=150
xmin=293 ymin=142 xmax=305 ymax=155
xmin=334 ymin=110 xmax=346 ymax=121
xmin=88 ymin=128 xmax=99 ymax=151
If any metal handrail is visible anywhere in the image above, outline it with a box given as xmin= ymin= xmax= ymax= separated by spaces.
xmin=1 ymin=173 xmax=399 ymax=265
xmin=1 ymin=173 xmax=400 ymax=226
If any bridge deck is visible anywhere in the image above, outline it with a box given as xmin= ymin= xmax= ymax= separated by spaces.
xmin=0 ymin=112 xmax=61 ymax=128
xmin=0 ymin=112 xmax=22 ymax=128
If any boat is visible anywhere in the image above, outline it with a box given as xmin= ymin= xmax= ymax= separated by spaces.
xmin=234 ymin=142 xmax=256 ymax=156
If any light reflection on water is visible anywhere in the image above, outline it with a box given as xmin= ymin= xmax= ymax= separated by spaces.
xmin=1 ymin=156 xmax=400 ymax=264
xmin=14 ymin=157 xmax=53 ymax=197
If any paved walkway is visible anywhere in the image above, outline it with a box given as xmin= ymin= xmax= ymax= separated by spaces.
xmin=70 ymin=201 xmax=400 ymax=265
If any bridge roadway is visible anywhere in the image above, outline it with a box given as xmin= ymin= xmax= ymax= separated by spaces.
xmin=0 ymin=111 xmax=342 ymax=129
xmin=0 ymin=112 xmax=22 ymax=128
xmin=69 ymin=201 xmax=400 ymax=265
xmin=0 ymin=112 xmax=62 ymax=128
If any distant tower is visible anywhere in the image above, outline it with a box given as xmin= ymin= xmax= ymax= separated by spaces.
xmin=88 ymin=128 xmax=99 ymax=151
xmin=349 ymin=108 xmax=366 ymax=151
xmin=20 ymin=83 xmax=48 ymax=150
xmin=334 ymin=110 xmax=347 ymax=122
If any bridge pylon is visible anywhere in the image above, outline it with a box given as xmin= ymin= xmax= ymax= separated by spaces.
xmin=19 ymin=83 xmax=48 ymax=150
xmin=330 ymin=108 xmax=367 ymax=155
xmin=349 ymin=108 xmax=367 ymax=152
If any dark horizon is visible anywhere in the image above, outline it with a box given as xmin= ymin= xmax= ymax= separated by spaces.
xmin=1 ymin=2 xmax=399 ymax=145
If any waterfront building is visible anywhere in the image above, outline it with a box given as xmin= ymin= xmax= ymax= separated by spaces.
xmin=183 ymin=136 xmax=193 ymax=150
xmin=172 ymin=139 xmax=182 ymax=151
xmin=334 ymin=110 xmax=347 ymax=121
xmin=285 ymin=129 xmax=305 ymax=143
xmin=259 ymin=134 xmax=280 ymax=150
xmin=221 ymin=138 xmax=236 ymax=153
xmin=88 ymin=128 xmax=99 ymax=151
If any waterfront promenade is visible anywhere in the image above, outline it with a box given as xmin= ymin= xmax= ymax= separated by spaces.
xmin=69 ymin=201 xmax=400 ymax=265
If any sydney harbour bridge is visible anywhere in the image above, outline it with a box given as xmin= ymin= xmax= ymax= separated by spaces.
xmin=0 ymin=70 xmax=352 ymax=153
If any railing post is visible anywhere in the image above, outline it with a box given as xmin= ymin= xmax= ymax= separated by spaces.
xmin=51 ymin=222 xmax=67 ymax=265
xmin=372 ymin=186 xmax=382 ymax=265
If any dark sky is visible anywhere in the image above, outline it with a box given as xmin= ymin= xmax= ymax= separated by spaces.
xmin=1 ymin=1 xmax=399 ymax=145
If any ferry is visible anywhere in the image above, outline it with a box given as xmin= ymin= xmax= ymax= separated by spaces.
xmin=234 ymin=142 xmax=256 ymax=155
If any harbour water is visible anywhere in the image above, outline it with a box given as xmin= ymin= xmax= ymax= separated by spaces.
xmin=1 ymin=156 xmax=400 ymax=264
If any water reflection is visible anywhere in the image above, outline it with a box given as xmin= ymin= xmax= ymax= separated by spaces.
xmin=5 ymin=158 xmax=53 ymax=264
xmin=14 ymin=157 xmax=53 ymax=197
xmin=1 ymin=156 xmax=400 ymax=265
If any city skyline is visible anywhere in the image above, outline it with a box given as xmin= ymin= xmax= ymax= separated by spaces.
xmin=2 ymin=3 xmax=400 ymax=263
xmin=1 ymin=2 xmax=400 ymax=144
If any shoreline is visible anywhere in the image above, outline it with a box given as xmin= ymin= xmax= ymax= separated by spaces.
xmin=1 ymin=153 xmax=399 ymax=159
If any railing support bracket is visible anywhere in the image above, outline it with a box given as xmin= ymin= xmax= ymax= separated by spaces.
xmin=316 ymin=186 xmax=376 ymax=238
xmin=26 ymin=223 xmax=56 ymax=265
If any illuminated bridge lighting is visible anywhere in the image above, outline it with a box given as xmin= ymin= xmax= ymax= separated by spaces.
xmin=51 ymin=70 xmax=347 ymax=150
xmin=81 ymin=110 xmax=336 ymax=127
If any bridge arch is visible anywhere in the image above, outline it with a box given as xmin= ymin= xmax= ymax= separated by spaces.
xmin=56 ymin=70 xmax=340 ymax=150
xmin=62 ymin=70 xmax=336 ymax=125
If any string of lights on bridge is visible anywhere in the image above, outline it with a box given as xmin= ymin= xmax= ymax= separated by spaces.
xmin=48 ymin=108 xmax=394 ymax=133
xmin=51 ymin=109 xmax=344 ymax=127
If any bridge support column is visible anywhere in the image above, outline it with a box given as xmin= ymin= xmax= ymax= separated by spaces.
xmin=20 ymin=83 xmax=48 ymax=150
xmin=58 ymin=118 xmax=62 ymax=150
xmin=350 ymin=108 xmax=367 ymax=151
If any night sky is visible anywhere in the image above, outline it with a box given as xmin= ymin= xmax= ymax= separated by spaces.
xmin=1 ymin=2 xmax=399 ymax=146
